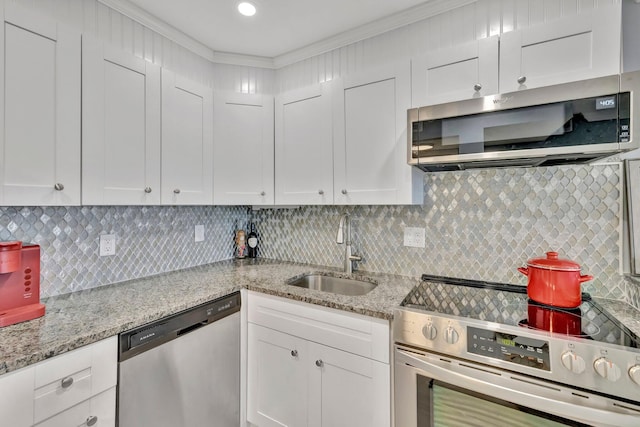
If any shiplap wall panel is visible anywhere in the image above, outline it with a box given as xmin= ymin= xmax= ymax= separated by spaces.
xmin=275 ymin=0 xmax=620 ymax=92
xmin=9 ymin=0 xmax=273 ymax=94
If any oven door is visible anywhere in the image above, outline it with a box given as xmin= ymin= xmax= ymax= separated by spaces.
xmin=395 ymin=346 xmax=640 ymax=427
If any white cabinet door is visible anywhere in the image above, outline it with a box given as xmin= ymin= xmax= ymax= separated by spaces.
xmin=333 ymin=62 xmax=422 ymax=205
xmin=0 ymin=365 xmax=35 ymax=427
xmin=213 ymin=92 xmax=274 ymax=205
xmin=275 ymin=83 xmax=333 ymax=205
xmin=82 ymin=36 xmax=161 ymax=205
xmin=412 ymin=36 xmax=498 ymax=107
xmin=308 ymin=342 xmax=390 ymax=427
xmin=0 ymin=3 xmax=80 ymax=206
xmin=500 ymin=4 xmax=621 ymax=93
xmin=161 ymin=69 xmax=213 ymax=205
xmin=34 ymin=387 xmax=115 ymax=427
xmin=247 ymin=324 xmax=307 ymax=427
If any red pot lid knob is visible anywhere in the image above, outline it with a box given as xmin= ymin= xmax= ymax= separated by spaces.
xmin=527 ymin=251 xmax=582 ymax=271
xmin=0 ymin=241 xmax=22 ymax=252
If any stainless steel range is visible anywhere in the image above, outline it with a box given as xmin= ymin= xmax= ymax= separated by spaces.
xmin=394 ymin=275 xmax=640 ymax=427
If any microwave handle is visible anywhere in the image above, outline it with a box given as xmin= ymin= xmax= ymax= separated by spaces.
xmin=396 ymin=348 xmax=640 ymax=427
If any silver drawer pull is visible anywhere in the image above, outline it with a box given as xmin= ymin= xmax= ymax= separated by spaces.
xmin=260 ymin=191 xmax=266 ymax=196
xmin=291 ymin=349 xmax=298 ymax=357
xmin=86 ymin=415 xmax=98 ymax=426
xmin=54 ymin=183 xmax=64 ymax=191
xmin=517 ymin=76 xmax=527 ymax=84
xmin=61 ymin=376 xmax=74 ymax=388
xmin=315 ymin=359 xmax=323 ymax=368
xmin=473 ymin=83 xmax=482 ymax=92
xmin=341 ymin=189 xmax=347 ymax=195
xmin=144 ymin=187 xmax=152 ymax=193
xmin=173 ymin=189 xmax=180 ymax=194
xmin=318 ymin=190 xmax=324 ymax=195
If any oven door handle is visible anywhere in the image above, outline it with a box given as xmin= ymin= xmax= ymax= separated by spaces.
xmin=397 ymin=349 xmax=640 ymax=427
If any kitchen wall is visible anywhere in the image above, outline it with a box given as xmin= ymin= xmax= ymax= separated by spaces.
xmin=4 ymin=0 xmax=639 ymax=310
xmin=254 ymin=162 xmax=638 ymax=304
xmin=276 ymin=0 xmax=621 ymax=92
xmin=12 ymin=0 xmax=274 ymax=93
xmin=0 ymin=206 xmax=243 ymax=296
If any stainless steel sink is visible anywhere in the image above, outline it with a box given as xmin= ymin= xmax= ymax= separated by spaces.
xmin=287 ymin=274 xmax=377 ymax=296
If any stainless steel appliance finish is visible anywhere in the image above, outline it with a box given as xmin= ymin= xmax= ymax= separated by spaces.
xmin=287 ymin=273 xmax=377 ymax=296
xmin=118 ymin=292 xmax=240 ymax=427
xmin=393 ymin=276 xmax=640 ymax=427
xmin=627 ymin=159 xmax=640 ymax=275
xmin=408 ymin=71 xmax=640 ymax=171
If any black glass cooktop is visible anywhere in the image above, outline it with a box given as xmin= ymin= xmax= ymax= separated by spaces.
xmin=401 ymin=274 xmax=639 ymax=349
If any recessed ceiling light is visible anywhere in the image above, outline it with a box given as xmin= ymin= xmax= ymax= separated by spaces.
xmin=237 ymin=2 xmax=256 ymax=17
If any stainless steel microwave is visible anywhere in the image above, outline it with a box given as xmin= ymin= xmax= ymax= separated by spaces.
xmin=408 ymin=71 xmax=640 ymax=172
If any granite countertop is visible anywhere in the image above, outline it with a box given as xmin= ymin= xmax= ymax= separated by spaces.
xmin=0 ymin=258 xmax=419 ymax=375
xmin=2 ymin=259 xmax=639 ymax=376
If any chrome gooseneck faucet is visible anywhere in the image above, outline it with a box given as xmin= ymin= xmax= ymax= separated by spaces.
xmin=336 ymin=213 xmax=362 ymax=273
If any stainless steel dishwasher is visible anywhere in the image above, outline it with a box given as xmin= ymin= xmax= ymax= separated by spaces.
xmin=118 ymin=292 xmax=240 ymax=427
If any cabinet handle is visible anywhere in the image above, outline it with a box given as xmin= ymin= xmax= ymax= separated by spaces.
xmin=473 ymin=83 xmax=482 ymax=92
xmin=517 ymin=76 xmax=527 ymax=85
xmin=144 ymin=187 xmax=152 ymax=193
xmin=86 ymin=415 xmax=98 ymax=426
xmin=60 ymin=376 xmax=74 ymax=388
xmin=341 ymin=189 xmax=347 ymax=195
xmin=54 ymin=183 xmax=64 ymax=191
xmin=291 ymin=349 xmax=298 ymax=357
xmin=318 ymin=190 xmax=324 ymax=195
xmin=173 ymin=189 xmax=181 ymax=194
xmin=315 ymin=359 xmax=323 ymax=368
xmin=260 ymin=191 xmax=266 ymax=196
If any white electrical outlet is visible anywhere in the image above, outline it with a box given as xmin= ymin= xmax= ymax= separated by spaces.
xmin=100 ymin=234 xmax=116 ymax=256
xmin=403 ymin=227 xmax=426 ymax=248
xmin=195 ymin=225 xmax=205 ymax=242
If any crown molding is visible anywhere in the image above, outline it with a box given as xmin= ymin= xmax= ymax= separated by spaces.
xmin=97 ymin=0 xmax=276 ymax=69
xmin=99 ymin=0 xmax=475 ymax=70
xmin=273 ymin=0 xmax=476 ymax=68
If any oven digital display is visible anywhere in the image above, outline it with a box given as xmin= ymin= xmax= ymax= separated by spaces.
xmin=467 ymin=327 xmax=550 ymax=371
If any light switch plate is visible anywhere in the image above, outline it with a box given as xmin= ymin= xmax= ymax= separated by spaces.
xmin=404 ymin=227 xmax=425 ymax=248
xmin=195 ymin=225 xmax=205 ymax=242
xmin=99 ymin=234 xmax=116 ymax=256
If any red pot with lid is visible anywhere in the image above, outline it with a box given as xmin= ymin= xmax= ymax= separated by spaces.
xmin=517 ymin=251 xmax=593 ymax=308
xmin=0 ymin=241 xmax=22 ymax=273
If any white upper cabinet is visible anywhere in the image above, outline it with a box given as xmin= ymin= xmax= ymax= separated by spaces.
xmin=213 ymin=92 xmax=274 ymax=205
xmin=275 ymin=83 xmax=333 ymax=205
xmin=500 ymin=4 xmax=621 ymax=93
xmin=0 ymin=3 xmax=80 ymax=206
xmin=411 ymin=36 xmax=499 ymax=107
xmin=82 ymin=37 xmax=161 ymax=205
xmin=161 ymin=69 xmax=213 ymax=205
xmin=333 ymin=62 xmax=422 ymax=205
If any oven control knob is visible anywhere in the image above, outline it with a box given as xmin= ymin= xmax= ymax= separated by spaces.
xmin=422 ymin=323 xmax=437 ymax=341
xmin=444 ymin=327 xmax=459 ymax=344
xmin=560 ymin=351 xmax=585 ymax=374
xmin=593 ymin=358 xmax=621 ymax=382
xmin=628 ymin=365 xmax=640 ymax=386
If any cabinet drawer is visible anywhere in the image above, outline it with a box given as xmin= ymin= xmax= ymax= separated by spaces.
xmin=33 ymin=336 xmax=117 ymax=423
xmin=248 ymin=292 xmax=389 ymax=363
xmin=34 ymin=387 xmax=115 ymax=427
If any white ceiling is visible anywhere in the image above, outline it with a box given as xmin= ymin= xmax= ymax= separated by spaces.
xmin=125 ymin=0 xmax=432 ymax=59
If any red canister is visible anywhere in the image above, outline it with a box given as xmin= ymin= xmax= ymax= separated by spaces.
xmin=517 ymin=251 xmax=593 ymax=308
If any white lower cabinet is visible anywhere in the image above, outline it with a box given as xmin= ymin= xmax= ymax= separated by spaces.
xmin=246 ymin=292 xmax=390 ymax=427
xmin=34 ymin=387 xmax=115 ymax=427
xmin=248 ymin=325 xmax=308 ymax=427
xmin=0 ymin=336 xmax=117 ymax=427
